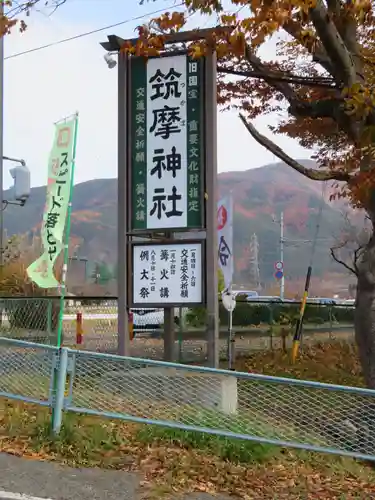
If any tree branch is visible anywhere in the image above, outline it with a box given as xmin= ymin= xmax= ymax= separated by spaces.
xmin=309 ymin=0 xmax=357 ymax=86
xmin=282 ymin=18 xmax=335 ymax=76
xmin=326 ymin=0 xmax=341 ymax=18
xmin=6 ymin=0 xmax=67 ymax=19
xmin=289 ymin=98 xmax=342 ymax=119
xmin=244 ymin=45 xmax=298 ymax=102
xmin=238 ymin=113 xmax=351 ymax=182
xmin=330 ymin=247 xmax=358 ymax=275
xmin=353 ymin=246 xmax=364 ymax=272
xmin=217 ymin=67 xmax=337 ymax=88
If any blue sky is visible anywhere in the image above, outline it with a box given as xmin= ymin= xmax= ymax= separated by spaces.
xmin=59 ymin=0 xmax=170 ymax=26
xmin=3 ymin=0 xmax=310 ymax=188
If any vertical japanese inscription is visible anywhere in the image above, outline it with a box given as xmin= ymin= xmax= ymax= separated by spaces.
xmin=186 ymin=56 xmax=203 ymax=228
xmin=146 ymin=55 xmax=187 ymax=229
xmin=132 ymin=242 xmax=203 ymax=304
xmin=131 ymin=57 xmax=147 ymax=229
xmin=130 ymin=54 xmax=204 ymax=231
xmin=26 ymin=118 xmax=76 ymax=288
xmin=43 ymin=149 xmax=70 ymax=264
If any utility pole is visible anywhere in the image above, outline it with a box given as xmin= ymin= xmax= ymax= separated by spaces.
xmin=249 ymin=233 xmax=260 ymax=289
xmin=205 ymin=49 xmax=219 ymax=368
xmin=280 ymin=211 xmax=285 ymax=300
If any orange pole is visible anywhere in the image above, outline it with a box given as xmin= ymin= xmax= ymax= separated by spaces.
xmin=76 ymin=311 xmax=83 ymax=346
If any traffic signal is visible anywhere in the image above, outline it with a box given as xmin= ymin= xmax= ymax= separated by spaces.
xmin=9 ymin=164 xmax=30 ymax=204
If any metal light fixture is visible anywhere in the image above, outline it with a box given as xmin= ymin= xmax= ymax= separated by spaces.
xmin=104 ymin=52 xmax=117 ymax=69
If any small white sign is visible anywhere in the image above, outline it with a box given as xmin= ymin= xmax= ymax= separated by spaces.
xmin=221 ymin=290 xmax=236 ymax=312
xmin=274 ymin=261 xmax=283 ymax=271
xmin=132 ymin=242 xmax=203 ymax=305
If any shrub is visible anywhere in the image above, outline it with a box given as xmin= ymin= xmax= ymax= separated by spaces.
xmin=0 ymin=235 xmax=63 ymax=337
xmin=185 ymin=307 xmax=206 ymax=327
xmin=185 ymin=270 xmax=225 ymax=327
xmin=187 ymin=301 xmax=355 ymax=328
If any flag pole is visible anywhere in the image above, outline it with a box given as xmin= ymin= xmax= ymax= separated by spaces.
xmin=227 ymin=190 xmax=235 ymax=369
xmin=51 ymin=113 xmax=78 ymax=432
xmin=56 ymin=113 xmax=79 ymax=348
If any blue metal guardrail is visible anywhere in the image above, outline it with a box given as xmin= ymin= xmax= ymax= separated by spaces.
xmin=1 ymin=336 xmax=374 ymax=462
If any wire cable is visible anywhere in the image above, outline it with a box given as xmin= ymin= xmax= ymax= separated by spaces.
xmin=309 ymin=181 xmax=327 ymax=267
xmin=4 ymin=2 xmax=184 ymax=60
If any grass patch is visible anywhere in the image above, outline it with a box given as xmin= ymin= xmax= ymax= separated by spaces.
xmin=0 ymin=401 xmax=134 ymax=467
xmin=1 ymin=399 xmax=375 ymax=498
xmin=135 ymin=425 xmax=277 ymax=464
xmin=1 ymin=343 xmax=375 ymax=498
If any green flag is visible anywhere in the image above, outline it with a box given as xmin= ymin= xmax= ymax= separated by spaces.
xmin=27 ymin=118 xmax=77 ymax=288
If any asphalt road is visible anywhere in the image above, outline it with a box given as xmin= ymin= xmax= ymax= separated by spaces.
xmin=0 ymin=453 xmax=233 ymax=500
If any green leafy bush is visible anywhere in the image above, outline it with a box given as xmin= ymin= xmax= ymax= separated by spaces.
xmin=184 ymin=307 xmax=207 ymax=327
xmin=184 ymin=270 xmax=225 ymax=327
xmin=187 ymin=301 xmax=354 ymax=328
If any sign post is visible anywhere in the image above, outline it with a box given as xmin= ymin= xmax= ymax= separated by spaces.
xmin=116 ymin=51 xmax=130 ymax=356
xmin=104 ymin=30 xmax=219 ymax=365
xmin=205 ymin=49 xmax=219 ymax=367
xmin=274 ymin=261 xmax=284 ymax=287
xmin=221 ymin=289 xmax=236 ymax=370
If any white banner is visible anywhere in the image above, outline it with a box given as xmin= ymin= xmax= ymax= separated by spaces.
xmin=217 ymin=195 xmax=233 ymax=290
xmin=26 ymin=118 xmax=77 ymax=288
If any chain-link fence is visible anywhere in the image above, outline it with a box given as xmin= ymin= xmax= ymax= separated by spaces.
xmin=0 ymin=297 xmax=355 ymax=363
xmin=2 ymin=336 xmax=374 ymax=461
xmin=0 ymin=297 xmax=60 ymax=344
xmin=65 ymin=348 xmax=375 ymax=459
xmin=0 ymin=337 xmax=55 ymax=405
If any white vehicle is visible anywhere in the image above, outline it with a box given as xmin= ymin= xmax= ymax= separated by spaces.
xmin=306 ymin=297 xmax=336 ymax=305
xmin=131 ymin=308 xmax=186 ymax=330
xmin=344 ymin=299 xmax=355 ymax=305
xmin=233 ymin=290 xmax=258 ymax=299
xmin=132 ymin=308 xmax=163 ymax=330
xmin=336 ymin=299 xmax=355 ymax=306
xmin=247 ymin=295 xmax=282 ymax=303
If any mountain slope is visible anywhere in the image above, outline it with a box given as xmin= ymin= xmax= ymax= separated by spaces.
xmin=218 ymin=161 xmax=348 ymax=282
xmin=3 ymin=161 xmax=355 ymax=283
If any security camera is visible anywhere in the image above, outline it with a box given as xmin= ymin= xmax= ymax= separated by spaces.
xmin=104 ymin=52 xmax=117 ymax=69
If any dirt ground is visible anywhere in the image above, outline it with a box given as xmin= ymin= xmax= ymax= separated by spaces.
xmin=64 ymin=328 xmax=355 ymax=362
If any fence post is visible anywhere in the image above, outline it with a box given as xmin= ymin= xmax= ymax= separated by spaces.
xmin=178 ymin=307 xmax=183 ymax=363
xmin=47 ymin=300 xmax=52 ymax=337
xmin=52 ymin=347 xmax=68 ymax=435
xmin=76 ymin=311 xmax=83 ymax=346
xmin=329 ymin=304 xmax=333 ymax=339
xmin=268 ymin=304 xmax=274 ymax=350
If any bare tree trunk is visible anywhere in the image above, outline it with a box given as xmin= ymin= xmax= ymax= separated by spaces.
xmin=355 ymin=231 xmax=375 ymax=389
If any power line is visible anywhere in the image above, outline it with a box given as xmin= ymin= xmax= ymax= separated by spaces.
xmin=4 ymin=3 xmax=184 ymax=60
